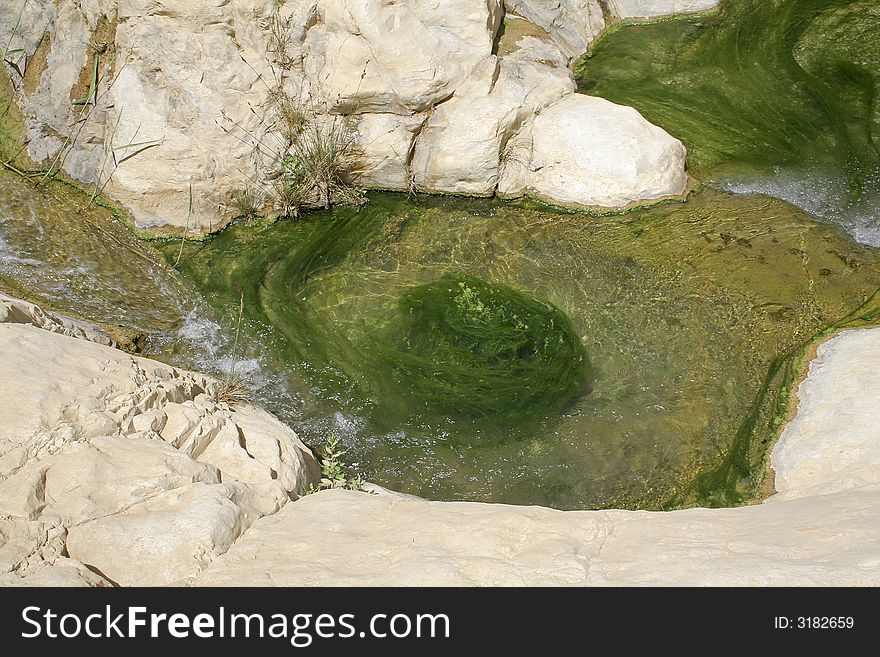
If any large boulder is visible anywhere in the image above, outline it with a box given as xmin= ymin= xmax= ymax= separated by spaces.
xmin=352 ymin=113 xmax=426 ymax=191
xmin=197 ymin=486 xmax=880 ymax=586
xmin=499 ymin=94 xmax=689 ymax=208
xmin=0 ymin=292 xmax=113 ymax=345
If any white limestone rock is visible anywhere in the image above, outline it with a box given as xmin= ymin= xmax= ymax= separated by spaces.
xmin=67 ymin=482 xmax=261 ymax=586
xmin=1 ymin=558 xmax=113 ymax=587
xmin=499 ymin=94 xmax=689 ymax=208
xmin=0 ymin=292 xmax=113 ymax=345
xmin=608 ymin=1 xmax=719 ymax=20
xmin=3 ymin=0 xmax=693 ymax=224
xmin=411 ymin=41 xmax=575 ymax=195
xmin=311 ymin=0 xmax=502 ymax=114
xmin=197 ymin=485 xmax=880 ymax=586
xmin=502 ymin=1 xmax=606 ymax=61
xmin=0 ymin=299 xmax=319 ymax=586
xmin=770 ymin=329 xmax=880 ymax=501
xmin=353 ymin=113 xmax=426 ymax=191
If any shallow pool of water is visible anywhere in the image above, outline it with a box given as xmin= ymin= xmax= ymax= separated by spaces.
xmin=163 ymin=189 xmax=880 ymax=509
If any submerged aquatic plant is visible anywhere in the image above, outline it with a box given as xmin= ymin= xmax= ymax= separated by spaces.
xmin=367 ymin=273 xmax=588 ymax=432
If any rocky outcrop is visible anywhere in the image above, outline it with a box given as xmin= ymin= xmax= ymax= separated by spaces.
xmin=0 ymin=300 xmax=318 ymax=586
xmin=195 ymin=328 xmax=880 ymax=586
xmin=1 ymin=0 xmax=694 ymax=229
xmin=2 ymin=293 xmax=880 ymax=586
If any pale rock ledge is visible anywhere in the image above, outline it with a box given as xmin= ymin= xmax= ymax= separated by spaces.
xmin=0 ymin=0 xmax=699 ymax=229
xmin=2 ymin=294 xmax=879 ymax=586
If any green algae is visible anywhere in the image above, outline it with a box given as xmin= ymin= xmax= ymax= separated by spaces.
xmin=164 ymin=189 xmax=880 ymax=509
xmin=364 ymin=273 xmax=588 ymax=438
xmin=576 ymin=0 xmax=880 ymax=194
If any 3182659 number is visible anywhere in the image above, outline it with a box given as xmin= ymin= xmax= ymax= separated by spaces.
xmin=797 ymin=617 xmax=854 ymax=629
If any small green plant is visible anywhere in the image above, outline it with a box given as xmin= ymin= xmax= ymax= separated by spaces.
xmin=219 ymin=90 xmax=364 ymax=218
xmin=310 ymin=434 xmax=365 ymax=492
xmin=231 ymin=187 xmax=261 ymax=219
xmin=72 ymin=50 xmax=99 ymax=106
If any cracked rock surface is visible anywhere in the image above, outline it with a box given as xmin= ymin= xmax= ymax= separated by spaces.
xmin=0 ymin=295 xmax=318 ymax=586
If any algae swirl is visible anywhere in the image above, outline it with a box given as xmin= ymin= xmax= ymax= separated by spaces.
xmin=364 ymin=273 xmax=588 ymax=437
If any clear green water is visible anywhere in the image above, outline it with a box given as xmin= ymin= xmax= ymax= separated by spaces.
xmin=162 ymin=191 xmax=880 ymax=509
xmin=0 ymin=173 xmax=186 ymax=333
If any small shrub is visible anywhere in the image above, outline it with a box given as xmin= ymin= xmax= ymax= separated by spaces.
xmin=231 ymin=187 xmax=261 ymax=220
xmin=290 ymin=119 xmax=365 ymax=210
xmin=310 ymin=434 xmax=365 ymax=492
xmin=214 ymin=372 xmax=250 ymax=407
xmin=220 ymin=63 xmax=365 ymax=218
